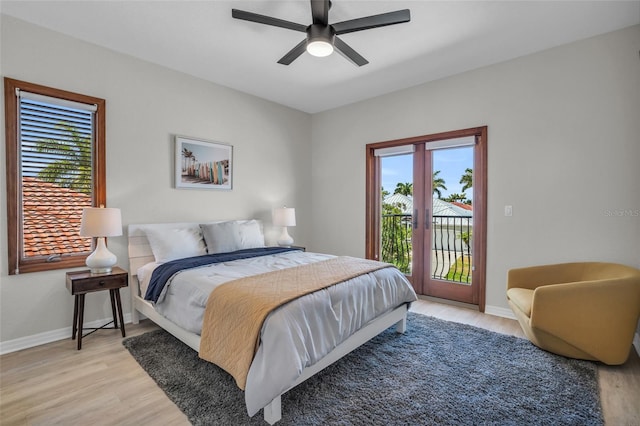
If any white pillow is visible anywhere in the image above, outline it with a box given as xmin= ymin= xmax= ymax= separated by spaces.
xmin=144 ymin=226 xmax=207 ymax=263
xmin=136 ymin=261 xmax=160 ymax=295
xmin=238 ymin=220 xmax=265 ymax=249
xmin=200 ymin=221 xmax=241 ymax=254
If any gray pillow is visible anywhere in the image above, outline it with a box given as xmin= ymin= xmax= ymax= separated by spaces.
xmin=200 ymin=221 xmax=241 ymax=254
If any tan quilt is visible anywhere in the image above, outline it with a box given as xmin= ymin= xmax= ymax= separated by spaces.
xmin=198 ymin=256 xmax=392 ymax=389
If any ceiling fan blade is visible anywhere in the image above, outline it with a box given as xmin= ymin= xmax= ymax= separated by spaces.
xmin=277 ymin=39 xmax=308 ymax=65
xmin=333 ymin=9 xmax=410 ymax=35
xmin=232 ymin=9 xmax=307 ymax=32
xmin=334 ymin=36 xmax=368 ymax=66
xmin=310 ymin=0 xmax=330 ymax=26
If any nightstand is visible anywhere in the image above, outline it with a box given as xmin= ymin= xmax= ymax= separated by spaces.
xmin=65 ymin=266 xmax=128 ymax=350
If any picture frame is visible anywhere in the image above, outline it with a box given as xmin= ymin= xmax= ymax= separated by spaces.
xmin=175 ymin=135 xmax=233 ymax=190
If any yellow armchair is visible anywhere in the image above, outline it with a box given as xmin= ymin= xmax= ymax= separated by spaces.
xmin=507 ymin=262 xmax=640 ymax=365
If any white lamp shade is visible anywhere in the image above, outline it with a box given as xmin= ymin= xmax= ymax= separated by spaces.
xmin=79 ymin=207 xmax=122 ymax=274
xmin=272 ymin=207 xmax=296 ymax=227
xmin=80 ymin=207 xmax=122 ymax=237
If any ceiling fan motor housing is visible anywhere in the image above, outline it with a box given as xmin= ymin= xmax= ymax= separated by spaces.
xmin=308 ymin=24 xmax=335 ymax=44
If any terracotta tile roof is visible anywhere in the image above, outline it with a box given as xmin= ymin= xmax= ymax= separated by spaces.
xmin=22 ymin=177 xmax=92 ymax=258
xmin=451 ymin=201 xmax=473 ymax=211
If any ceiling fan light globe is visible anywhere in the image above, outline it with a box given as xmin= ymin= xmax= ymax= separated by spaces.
xmin=307 ymin=40 xmax=334 ymax=57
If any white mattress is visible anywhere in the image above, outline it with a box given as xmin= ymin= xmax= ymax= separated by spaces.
xmin=138 ymin=250 xmax=418 ymax=416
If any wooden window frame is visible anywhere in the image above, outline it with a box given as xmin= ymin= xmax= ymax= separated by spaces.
xmin=4 ymin=78 xmax=106 ymax=274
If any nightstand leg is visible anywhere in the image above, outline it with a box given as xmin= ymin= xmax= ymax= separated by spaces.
xmin=109 ymin=289 xmax=118 ymax=329
xmin=77 ymin=294 xmax=85 ymax=350
xmin=72 ymin=295 xmax=79 ymax=340
xmin=114 ymin=289 xmax=126 ymax=338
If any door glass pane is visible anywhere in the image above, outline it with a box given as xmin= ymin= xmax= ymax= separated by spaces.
xmin=380 ymin=153 xmax=413 ymax=274
xmin=431 ymin=146 xmax=473 ymax=284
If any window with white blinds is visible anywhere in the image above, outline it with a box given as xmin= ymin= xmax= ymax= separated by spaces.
xmin=4 ymin=78 xmax=106 ymax=274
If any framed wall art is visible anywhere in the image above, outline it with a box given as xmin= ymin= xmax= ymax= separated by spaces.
xmin=175 ymin=135 xmax=232 ymax=190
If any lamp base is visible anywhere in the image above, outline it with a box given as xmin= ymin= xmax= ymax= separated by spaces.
xmin=277 ymin=227 xmax=294 ymax=247
xmin=86 ymin=237 xmax=117 ymax=275
xmin=89 ymin=266 xmax=113 ymax=275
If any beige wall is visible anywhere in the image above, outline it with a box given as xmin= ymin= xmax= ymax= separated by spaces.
xmin=310 ymin=25 xmax=640 ymax=313
xmin=0 ymin=15 xmax=312 ymax=344
xmin=1 ymin=14 xmax=639 ymax=347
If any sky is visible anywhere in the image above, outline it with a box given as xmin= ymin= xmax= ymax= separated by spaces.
xmin=381 ymin=146 xmax=473 ymax=200
xmin=181 ymin=140 xmax=230 ymax=163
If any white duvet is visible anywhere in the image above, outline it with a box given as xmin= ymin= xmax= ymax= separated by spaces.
xmin=138 ymin=250 xmax=417 ymax=416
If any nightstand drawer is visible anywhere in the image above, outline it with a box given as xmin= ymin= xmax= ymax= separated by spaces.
xmin=66 ymin=267 xmax=128 ymax=295
xmin=70 ymin=275 xmax=126 ymax=294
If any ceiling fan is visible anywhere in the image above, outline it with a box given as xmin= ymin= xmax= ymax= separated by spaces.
xmin=231 ymin=0 xmax=411 ymax=66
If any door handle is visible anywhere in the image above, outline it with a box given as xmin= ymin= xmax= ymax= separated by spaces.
xmin=425 ymin=209 xmax=430 ymax=229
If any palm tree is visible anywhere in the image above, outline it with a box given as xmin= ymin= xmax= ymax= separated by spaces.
xmin=460 ymin=168 xmax=473 ymax=192
xmin=182 ymin=147 xmax=196 ymax=172
xmin=432 ymin=170 xmax=447 ymax=199
xmin=394 ymin=182 xmax=413 ymax=196
xmin=443 ymin=193 xmax=468 ymax=203
xmin=36 ymin=123 xmax=92 ymax=194
xmin=181 ymin=147 xmax=190 ymax=171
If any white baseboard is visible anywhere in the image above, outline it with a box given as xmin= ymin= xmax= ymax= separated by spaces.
xmin=0 ymin=313 xmax=133 ymax=355
xmin=484 ymin=304 xmax=516 ymax=320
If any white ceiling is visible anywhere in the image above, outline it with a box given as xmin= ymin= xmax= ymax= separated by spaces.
xmin=1 ymin=1 xmax=638 ymax=113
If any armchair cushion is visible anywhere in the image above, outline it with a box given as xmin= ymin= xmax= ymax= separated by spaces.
xmin=506 ymin=288 xmax=533 ymax=317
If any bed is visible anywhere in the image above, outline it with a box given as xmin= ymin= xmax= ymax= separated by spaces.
xmin=128 ymin=220 xmax=418 ymax=424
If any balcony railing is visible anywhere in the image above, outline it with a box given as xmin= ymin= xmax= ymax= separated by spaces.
xmin=381 ymin=214 xmax=472 ymax=284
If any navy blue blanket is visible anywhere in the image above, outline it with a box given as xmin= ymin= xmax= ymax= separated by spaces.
xmin=144 ymin=246 xmax=300 ymax=303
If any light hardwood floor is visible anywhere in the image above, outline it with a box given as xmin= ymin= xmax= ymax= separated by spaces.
xmin=1 ymin=298 xmax=638 ymax=425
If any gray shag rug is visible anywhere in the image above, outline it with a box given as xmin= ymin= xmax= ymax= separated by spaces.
xmin=123 ymin=313 xmax=603 ymax=425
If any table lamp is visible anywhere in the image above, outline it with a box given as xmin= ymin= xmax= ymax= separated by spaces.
xmin=79 ymin=206 xmax=122 ymax=274
xmin=273 ymin=207 xmax=296 ymax=246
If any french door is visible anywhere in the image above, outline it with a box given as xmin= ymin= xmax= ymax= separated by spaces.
xmin=366 ymin=127 xmax=487 ymax=311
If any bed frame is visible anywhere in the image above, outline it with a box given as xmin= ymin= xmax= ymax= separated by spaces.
xmin=128 ymin=222 xmax=408 ymax=424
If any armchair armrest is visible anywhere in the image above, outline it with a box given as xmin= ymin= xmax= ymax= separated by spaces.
xmin=530 ymin=277 xmax=640 ymax=364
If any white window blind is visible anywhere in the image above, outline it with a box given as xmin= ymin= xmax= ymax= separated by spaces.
xmin=424 ymin=136 xmax=475 ymax=150
xmin=18 ymin=89 xmax=98 ymax=112
xmin=374 ymin=144 xmax=415 ymax=157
